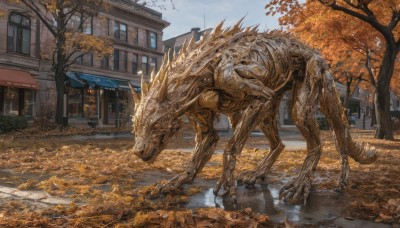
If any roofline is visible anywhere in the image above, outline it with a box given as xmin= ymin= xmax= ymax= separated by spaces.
xmin=163 ymin=28 xmax=213 ymax=42
xmin=107 ymin=1 xmax=170 ymax=28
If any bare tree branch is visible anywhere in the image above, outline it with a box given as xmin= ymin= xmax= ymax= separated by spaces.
xmin=20 ymin=0 xmax=57 ymax=37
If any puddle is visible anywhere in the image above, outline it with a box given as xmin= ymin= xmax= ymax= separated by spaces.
xmin=0 ymin=169 xmax=51 ymax=188
xmin=0 ymin=185 xmax=72 ymax=209
xmin=187 ymin=182 xmax=391 ymax=227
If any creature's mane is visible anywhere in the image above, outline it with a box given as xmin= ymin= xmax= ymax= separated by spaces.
xmin=142 ymin=19 xmax=317 ymax=110
xmin=150 ymin=20 xmax=255 ymax=86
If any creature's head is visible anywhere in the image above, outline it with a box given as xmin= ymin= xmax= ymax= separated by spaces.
xmin=130 ymin=69 xmax=186 ymax=162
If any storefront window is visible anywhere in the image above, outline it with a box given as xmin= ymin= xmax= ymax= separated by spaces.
xmin=106 ymin=90 xmax=116 ymax=124
xmin=83 ymin=89 xmax=97 ymax=119
xmin=68 ymin=88 xmax=83 ymax=118
xmin=3 ymin=87 xmax=19 ymax=116
xmin=118 ymin=90 xmax=129 ymax=122
xmin=100 ymin=89 xmax=129 ymax=126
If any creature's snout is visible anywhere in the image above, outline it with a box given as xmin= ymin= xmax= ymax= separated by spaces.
xmin=133 ymin=141 xmax=145 ymax=157
xmin=133 ymin=141 xmax=154 ymax=161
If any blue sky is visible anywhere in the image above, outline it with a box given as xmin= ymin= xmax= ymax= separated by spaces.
xmin=151 ymin=0 xmax=281 ymax=40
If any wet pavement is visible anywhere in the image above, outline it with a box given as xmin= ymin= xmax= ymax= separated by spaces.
xmin=0 ymin=186 xmax=72 ymax=208
xmin=129 ymin=169 xmax=392 ymax=227
xmin=187 ymin=180 xmax=391 ymax=227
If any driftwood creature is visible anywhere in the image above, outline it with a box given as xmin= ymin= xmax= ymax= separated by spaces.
xmin=130 ymin=20 xmax=377 ymax=204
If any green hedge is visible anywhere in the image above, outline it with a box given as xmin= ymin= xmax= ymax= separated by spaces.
xmin=0 ymin=115 xmax=28 ymax=134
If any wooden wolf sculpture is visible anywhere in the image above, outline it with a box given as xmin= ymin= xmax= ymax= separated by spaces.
xmin=130 ymin=20 xmax=377 ymax=204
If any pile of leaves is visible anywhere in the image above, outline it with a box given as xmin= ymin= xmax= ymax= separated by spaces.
xmin=0 ymin=129 xmax=399 ymax=226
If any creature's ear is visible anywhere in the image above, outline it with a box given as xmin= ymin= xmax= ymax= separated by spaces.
xmin=129 ymin=83 xmax=141 ymax=107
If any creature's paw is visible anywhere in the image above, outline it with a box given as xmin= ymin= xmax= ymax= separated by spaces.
xmin=338 ymin=177 xmax=348 ymax=191
xmin=279 ymin=176 xmax=313 ymax=205
xmin=151 ymin=179 xmax=183 ymax=196
xmin=237 ymin=170 xmax=262 ymax=185
xmin=213 ymin=178 xmax=236 ymax=197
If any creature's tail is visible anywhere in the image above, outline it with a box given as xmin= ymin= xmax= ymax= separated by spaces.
xmin=316 ymin=64 xmax=377 ymax=164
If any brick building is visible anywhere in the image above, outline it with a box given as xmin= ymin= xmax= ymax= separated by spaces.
xmin=0 ymin=0 xmax=169 ymax=127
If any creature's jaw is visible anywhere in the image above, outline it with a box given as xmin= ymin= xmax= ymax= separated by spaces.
xmin=133 ymin=136 xmax=166 ymax=163
xmin=133 ymin=146 xmax=160 ymax=163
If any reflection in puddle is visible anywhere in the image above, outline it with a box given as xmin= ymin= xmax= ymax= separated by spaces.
xmin=186 ymin=183 xmax=390 ymax=227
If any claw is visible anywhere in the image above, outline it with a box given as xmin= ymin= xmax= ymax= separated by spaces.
xmin=237 ymin=170 xmax=258 ymax=185
xmin=213 ymin=179 xmax=236 ymax=196
xmin=279 ymin=177 xmax=313 ymax=204
xmin=213 ymin=181 xmax=222 ymax=196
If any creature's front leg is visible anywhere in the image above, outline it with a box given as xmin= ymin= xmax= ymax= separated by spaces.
xmin=159 ymin=112 xmax=219 ymax=193
xmin=237 ymin=97 xmax=285 ymax=185
xmin=213 ymin=100 xmax=268 ymax=197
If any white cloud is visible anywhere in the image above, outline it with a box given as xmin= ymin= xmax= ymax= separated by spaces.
xmin=151 ymin=0 xmax=281 ymax=40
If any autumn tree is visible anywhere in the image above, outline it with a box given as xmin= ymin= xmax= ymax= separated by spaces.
xmin=13 ymin=0 xmax=112 ymax=126
xmin=266 ymin=0 xmax=400 ymax=139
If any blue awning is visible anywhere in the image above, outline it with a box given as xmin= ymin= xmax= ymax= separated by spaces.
xmin=76 ymin=73 xmax=118 ymax=89
xmin=65 ymin=72 xmax=84 ymax=88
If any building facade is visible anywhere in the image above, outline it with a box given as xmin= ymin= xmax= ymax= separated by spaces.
xmin=0 ymin=0 xmax=169 ymax=127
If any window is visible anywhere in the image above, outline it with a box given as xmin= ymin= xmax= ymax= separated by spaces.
xmin=7 ymin=12 xmax=31 ymax=55
xmin=148 ymin=31 xmax=157 ymax=49
xmin=3 ymin=87 xmax=19 ymax=115
xmin=114 ymin=49 xmax=127 ymax=72
xmin=68 ymin=88 xmax=83 ymax=118
xmin=141 ymin=56 xmax=148 ymax=76
xmin=82 ymin=16 xmax=93 ymax=35
xmin=76 ymin=53 xmax=93 ymax=66
xmin=101 ymin=55 xmax=109 ymax=69
xmin=106 ymin=18 xmax=110 ymax=36
xmin=120 ymin=50 xmax=127 ymax=72
xmin=132 ymin=54 xmax=138 ymax=74
xmin=149 ymin=57 xmax=157 ymax=74
xmin=113 ymin=21 xmax=127 ymax=41
xmin=68 ymin=14 xmax=92 ymax=34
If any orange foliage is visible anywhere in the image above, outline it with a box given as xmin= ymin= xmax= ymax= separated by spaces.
xmin=266 ymin=0 xmax=400 ymax=92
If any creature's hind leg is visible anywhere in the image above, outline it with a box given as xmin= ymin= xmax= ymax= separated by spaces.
xmin=279 ymin=82 xmax=322 ymax=204
xmin=237 ymin=97 xmax=285 ymax=185
xmin=160 ymin=111 xmax=219 ymax=193
xmin=318 ymin=71 xmax=377 ymax=190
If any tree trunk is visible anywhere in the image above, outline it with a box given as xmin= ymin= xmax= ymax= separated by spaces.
xmin=374 ymin=84 xmax=393 ymax=139
xmin=374 ymin=47 xmax=396 ymax=140
xmin=371 ymin=92 xmax=376 ymax=126
xmin=54 ymin=7 xmax=68 ymax=127
xmin=344 ymin=76 xmax=351 ymax=110
xmin=54 ymin=64 xmax=66 ymax=126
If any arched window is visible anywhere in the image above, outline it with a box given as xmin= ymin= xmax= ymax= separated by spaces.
xmin=7 ymin=12 xmax=31 ymax=55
